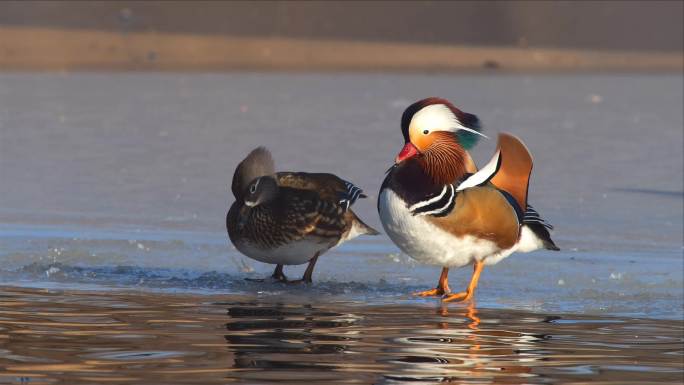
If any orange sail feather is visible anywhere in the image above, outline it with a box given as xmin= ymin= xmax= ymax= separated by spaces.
xmin=490 ymin=133 xmax=533 ymax=211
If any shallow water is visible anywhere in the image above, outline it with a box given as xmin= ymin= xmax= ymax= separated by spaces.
xmin=0 ymin=286 xmax=682 ymax=384
xmin=0 ymin=72 xmax=682 ymax=382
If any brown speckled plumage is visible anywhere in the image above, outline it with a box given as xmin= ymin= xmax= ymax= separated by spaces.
xmin=227 ymin=148 xmax=378 ymax=283
xmin=227 ymin=182 xmax=351 ymax=250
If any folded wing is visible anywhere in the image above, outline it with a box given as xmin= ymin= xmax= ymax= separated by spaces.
xmin=456 ymin=133 xmax=533 ymax=211
xmin=277 ymin=172 xmax=367 ymax=211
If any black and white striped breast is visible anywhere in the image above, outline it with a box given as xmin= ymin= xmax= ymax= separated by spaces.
xmin=408 ymin=184 xmax=456 ymax=217
xmin=380 ymin=161 xmax=459 ymax=219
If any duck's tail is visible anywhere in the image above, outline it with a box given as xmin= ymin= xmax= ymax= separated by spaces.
xmin=521 ymin=222 xmax=560 ymax=251
xmin=342 ymin=210 xmax=380 ymax=242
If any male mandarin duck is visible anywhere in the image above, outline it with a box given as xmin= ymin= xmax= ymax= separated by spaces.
xmin=378 ymin=98 xmax=558 ymax=302
xmin=227 ymin=147 xmax=379 ymax=283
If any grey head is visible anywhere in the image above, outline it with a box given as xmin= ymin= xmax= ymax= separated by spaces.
xmin=243 ymin=175 xmax=279 ymax=207
xmin=231 ymin=147 xmax=279 ymax=207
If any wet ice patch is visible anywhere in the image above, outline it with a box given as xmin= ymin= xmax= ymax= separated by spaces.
xmin=0 ymin=73 xmax=682 ymax=320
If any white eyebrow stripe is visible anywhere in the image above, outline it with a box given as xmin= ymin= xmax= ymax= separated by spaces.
xmin=408 ymin=185 xmax=448 ymax=211
xmin=411 ymin=104 xmax=460 ymax=133
xmin=410 ymin=104 xmax=487 ymax=139
xmin=414 ymin=185 xmax=455 ymax=216
xmin=454 ymin=125 xmax=488 ymax=138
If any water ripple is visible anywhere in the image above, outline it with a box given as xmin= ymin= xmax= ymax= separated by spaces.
xmin=2 ymin=286 xmax=680 ymax=384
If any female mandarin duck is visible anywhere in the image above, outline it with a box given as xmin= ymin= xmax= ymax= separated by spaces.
xmin=227 ymin=147 xmax=378 ymax=283
xmin=378 ymin=98 xmax=558 ymax=302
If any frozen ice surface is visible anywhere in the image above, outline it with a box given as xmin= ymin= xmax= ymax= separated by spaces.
xmin=0 ymin=72 xmax=681 ymax=319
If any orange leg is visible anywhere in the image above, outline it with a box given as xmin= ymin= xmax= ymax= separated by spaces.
xmin=442 ymin=261 xmax=484 ymax=302
xmin=414 ymin=267 xmax=451 ymax=297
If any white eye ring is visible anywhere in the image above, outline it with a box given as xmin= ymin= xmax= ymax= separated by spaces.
xmin=249 ymin=178 xmax=260 ymax=194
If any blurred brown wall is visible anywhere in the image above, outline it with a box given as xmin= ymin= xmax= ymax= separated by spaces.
xmin=0 ymin=1 xmax=681 ymax=71
xmin=1 ymin=0 xmax=681 ymax=52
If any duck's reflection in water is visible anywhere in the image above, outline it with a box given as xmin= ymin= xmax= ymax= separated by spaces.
xmin=224 ymin=302 xmax=360 ymax=373
xmin=381 ymin=303 xmax=548 ymax=384
xmin=222 ymin=301 xmax=553 ymax=384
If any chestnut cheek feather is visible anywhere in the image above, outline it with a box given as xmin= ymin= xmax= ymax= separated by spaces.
xmin=419 ymin=132 xmax=468 ymax=185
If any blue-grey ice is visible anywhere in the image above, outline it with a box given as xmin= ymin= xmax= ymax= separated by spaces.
xmin=0 ymin=72 xmax=681 ymax=319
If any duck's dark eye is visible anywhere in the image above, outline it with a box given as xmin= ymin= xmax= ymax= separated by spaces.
xmin=423 ymin=130 xmax=429 ymax=135
xmin=250 ymin=184 xmax=257 ymax=193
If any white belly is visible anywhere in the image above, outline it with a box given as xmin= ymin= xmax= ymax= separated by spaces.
xmin=235 ymin=238 xmax=331 ymax=266
xmin=378 ymin=189 xmax=508 ymax=267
